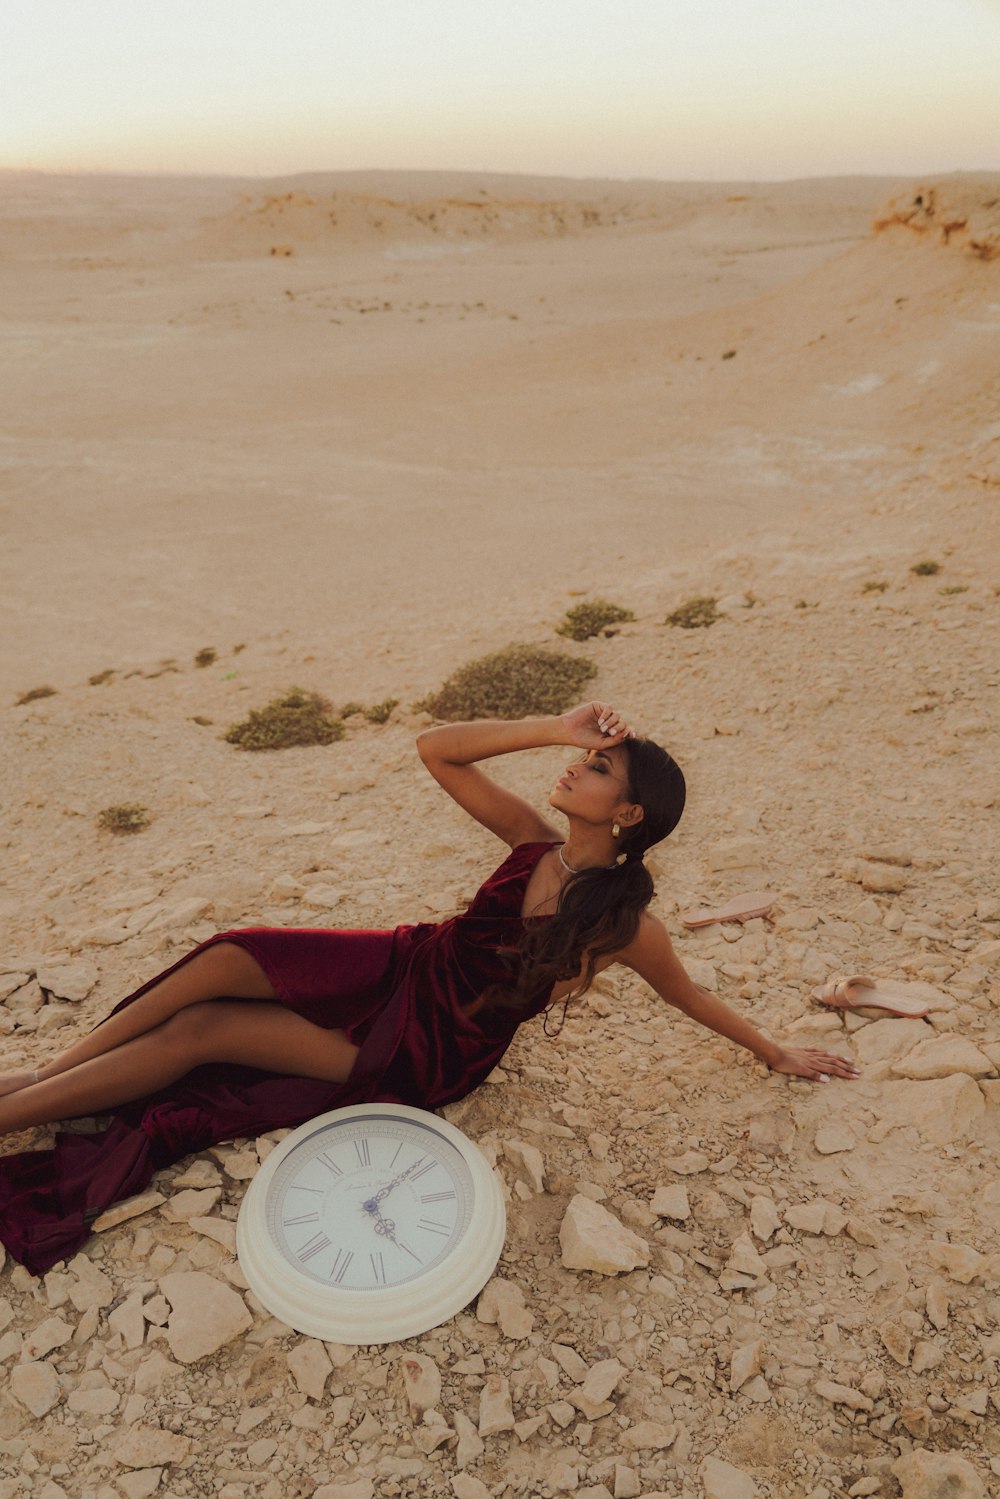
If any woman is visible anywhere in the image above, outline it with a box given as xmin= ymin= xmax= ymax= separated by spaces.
xmin=0 ymin=702 xmax=856 ymax=1273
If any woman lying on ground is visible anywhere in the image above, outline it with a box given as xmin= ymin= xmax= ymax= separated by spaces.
xmin=0 ymin=701 xmax=857 ymax=1273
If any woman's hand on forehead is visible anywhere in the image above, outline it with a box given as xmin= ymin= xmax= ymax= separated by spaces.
xmin=562 ymin=702 xmax=636 ymax=748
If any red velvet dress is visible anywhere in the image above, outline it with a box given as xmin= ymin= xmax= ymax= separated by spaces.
xmin=0 ymin=841 xmax=556 ymax=1275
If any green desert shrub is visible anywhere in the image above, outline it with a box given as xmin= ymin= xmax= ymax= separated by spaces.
xmin=225 ymin=688 xmax=344 ymax=751
xmin=557 ymin=599 xmax=635 ymax=641
xmin=97 ymin=803 xmax=150 ymax=835
xmin=664 ymin=595 xmax=721 ymax=629
xmin=862 ymin=579 xmax=889 ymax=594
xmin=939 ymin=585 xmax=968 ymax=596
xmin=911 ymin=559 xmax=941 ymax=576
xmin=362 ymin=697 xmax=399 ymax=724
xmin=419 ymin=643 xmax=596 ymax=721
xmin=16 ymin=685 xmax=57 ymax=705
xmin=194 ymin=647 xmax=217 ymax=668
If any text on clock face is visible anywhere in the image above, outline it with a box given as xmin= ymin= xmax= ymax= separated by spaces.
xmin=267 ymin=1118 xmax=476 ymax=1290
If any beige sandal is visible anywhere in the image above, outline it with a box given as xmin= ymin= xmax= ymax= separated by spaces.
xmin=811 ymin=976 xmax=931 ymax=1019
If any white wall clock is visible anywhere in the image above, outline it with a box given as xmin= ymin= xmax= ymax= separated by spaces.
xmin=236 ymin=1102 xmax=506 ymax=1343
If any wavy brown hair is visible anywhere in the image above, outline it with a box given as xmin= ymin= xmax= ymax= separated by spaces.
xmin=486 ymin=737 xmax=686 ymax=1019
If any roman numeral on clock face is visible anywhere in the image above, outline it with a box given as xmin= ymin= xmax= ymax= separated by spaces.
xmin=282 ymin=1212 xmax=320 ymax=1227
xmin=370 ymin=1252 xmax=386 ymax=1284
xmin=420 ymin=1190 xmax=456 ymax=1204
xmin=409 ymin=1159 xmax=436 ymax=1182
xmin=417 ymin=1218 xmax=450 ymax=1237
xmin=317 ymin=1151 xmax=343 ymax=1177
xmin=298 ymin=1232 xmax=332 ymax=1263
xmin=330 ymin=1249 xmax=354 ymax=1283
xmin=354 ymin=1138 xmax=371 ymax=1168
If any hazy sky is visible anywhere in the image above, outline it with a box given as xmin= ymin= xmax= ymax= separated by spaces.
xmin=4 ymin=0 xmax=999 ymax=180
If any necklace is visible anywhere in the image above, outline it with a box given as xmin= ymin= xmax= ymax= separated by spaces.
xmin=558 ymin=844 xmax=616 ymax=875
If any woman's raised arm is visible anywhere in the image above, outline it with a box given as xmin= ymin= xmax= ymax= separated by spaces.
xmin=416 ymin=703 xmax=633 ymax=848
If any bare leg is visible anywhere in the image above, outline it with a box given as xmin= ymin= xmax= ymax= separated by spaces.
xmin=0 ymin=1000 xmax=360 ymax=1136
xmin=0 ymin=942 xmax=275 ymax=1099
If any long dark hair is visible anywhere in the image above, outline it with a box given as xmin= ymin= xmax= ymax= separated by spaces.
xmin=488 ymin=737 xmax=686 ymax=1018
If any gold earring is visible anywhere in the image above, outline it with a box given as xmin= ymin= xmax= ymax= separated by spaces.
xmin=611 ymin=822 xmax=621 ymax=839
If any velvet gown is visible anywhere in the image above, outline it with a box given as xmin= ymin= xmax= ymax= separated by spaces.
xmin=0 ymin=841 xmax=557 ymax=1276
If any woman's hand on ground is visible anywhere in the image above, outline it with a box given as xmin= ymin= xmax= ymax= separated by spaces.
xmin=560 ymin=702 xmax=636 ymax=749
xmin=768 ymin=1046 xmax=860 ymax=1082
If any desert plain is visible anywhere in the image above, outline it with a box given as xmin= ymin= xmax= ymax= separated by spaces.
xmin=1 ymin=168 xmax=1000 ymax=1499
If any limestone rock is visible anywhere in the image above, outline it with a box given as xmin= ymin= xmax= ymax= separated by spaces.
xmin=814 ymin=1379 xmax=873 ymax=1412
xmin=451 ymin=1476 xmax=491 ymax=1499
xmin=747 ymin=1109 xmax=795 ymax=1155
xmin=478 ymin=1372 xmax=515 ymax=1436
xmin=35 ymin=959 xmax=98 ymax=1001
xmin=111 ymin=1425 xmax=192 ymax=1468
xmin=159 ymin=1271 xmax=253 ymax=1362
xmin=726 ymin=1232 xmax=767 ymax=1278
xmin=873 ymin=1075 xmax=984 ymax=1145
xmin=861 ymin=864 xmax=908 ymax=894
xmin=503 ymin=1138 xmax=545 ymax=1193
xmin=160 ymin=1186 xmax=222 ymax=1222
xmin=927 ymin=1242 xmax=986 ymax=1283
xmin=878 ymin=1321 xmax=912 ymax=1366
xmin=749 ymin=1195 xmax=781 ymax=1243
xmin=892 ymin=1448 xmax=987 ymax=1499
xmin=476 ymin=1278 xmax=534 ymax=1338
xmin=314 ymin=1481 xmax=375 ymax=1499
xmin=664 ymin=1149 xmax=710 ymax=1175
xmin=91 ymin=1191 xmax=166 ymax=1232
xmin=926 ymin=1280 xmax=950 ymax=1330
xmin=651 ymin=1184 xmax=691 ymax=1220
xmin=415 ymin=1410 xmax=454 ymax=1454
xmin=890 ymin=1035 xmax=994 ymax=1080
xmin=288 ymin=1339 xmax=333 ymax=1400
xmin=701 ymin=1456 xmax=758 ymax=1499
xmin=730 ymin=1339 xmax=764 ymax=1392
xmin=852 ymin=1017 xmax=931 ymax=1072
xmin=109 ymin=1292 xmax=147 ymax=1350
xmin=621 ymin=1419 xmax=677 ymax=1451
xmin=401 ymin=1353 xmax=441 ymax=1416
xmin=23 ymin=1316 xmax=74 ymax=1359
xmin=452 ymin=1409 xmax=485 ymax=1468
xmin=559 ymin=1195 xmax=650 ymax=1275
xmin=572 ymin=1357 xmax=623 ymax=1419
xmin=814 ymin=1122 xmax=856 ymax=1155
xmin=10 ymin=1361 xmax=62 ymax=1417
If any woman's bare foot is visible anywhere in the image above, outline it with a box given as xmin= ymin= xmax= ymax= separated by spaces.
xmin=0 ymin=1070 xmax=38 ymax=1099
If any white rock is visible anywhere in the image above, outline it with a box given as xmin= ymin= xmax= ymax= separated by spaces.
xmin=476 ymin=1278 xmax=534 ymax=1338
xmin=749 ymin=1196 xmax=781 ymax=1243
xmin=701 ymin=1456 xmax=758 ymax=1499
xmin=401 ymin=1352 xmax=441 ymax=1416
xmin=890 ymin=1035 xmax=994 ymax=1080
xmin=892 ymin=1448 xmax=987 ymax=1499
xmin=573 ymin=1357 xmax=624 ymax=1418
xmin=109 ymin=1293 xmax=147 ymax=1350
xmin=159 ymin=1271 xmax=253 ymax=1363
xmin=730 ymin=1339 xmax=764 ymax=1392
xmin=559 ymin=1195 xmax=650 ymax=1275
xmin=621 ymin=1419 xmax=677 ymax=1451
xmin=313 ymin=1479 xmax=376 ymax=1499
xmin=664 ymin=1149 xmax=710 ymax=1174
xmin=452 ymin=1476 xmax=491 ymax=1499
xmin=651 ymin=1184 xmax=690 ymax=1220
xmin=111 ymin=1425 xmax=192 ymax=1468
xmin=288 ymin=1339 xmax=333 ymax=1400
xmin=814 ymin=1379 xmax=873 ymax=1412
xmin=91 ymin=1191 xmax=165 ymax=1232
xmin=10 ymin=1361 xmax=62 ymax=1417
xmin=503 ymin=1138 xmax=545 ymax=1193
xmin=927 ymin=1242 xmax=986 ymax=1283
xmin=22 ymin=1316 xmax=74 ymax=1359
xmin=160 ymin=1186 xmax=222 ymax=1222
xmin=726 ymin=1232 xmax=767 ymax=1278
xmin=814 ymin=1123 xmax=856 ymax=1155
xmin=874 ymin=1075 xmax=985 ymax=1144
xmin=35 ymin=960 xmax=98 ymax=1001
xmin=478 ymin=1373 xmax=515 ymax=1436
xmin=452 ymin=1409 xmax=485 ymax=1468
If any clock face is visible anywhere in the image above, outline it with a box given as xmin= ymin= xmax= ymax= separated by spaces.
xmin=237 ymin=1103 xmax=506 ymax=1343
xmin=269 ymin=1112 xmax=475 ymax=1290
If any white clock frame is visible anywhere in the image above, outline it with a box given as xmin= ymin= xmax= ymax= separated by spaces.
xmin=236 ymin=1102 xmax=506 ymax=1343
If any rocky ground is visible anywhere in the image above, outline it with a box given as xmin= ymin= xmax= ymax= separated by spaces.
xmin=2 ymin=476 xmax=999 ymax=1499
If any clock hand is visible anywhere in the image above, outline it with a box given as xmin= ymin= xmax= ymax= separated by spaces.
xmin=365 ymin=1155 xmax=427 ymax=1209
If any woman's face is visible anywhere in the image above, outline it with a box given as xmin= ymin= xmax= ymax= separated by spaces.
xmin=548 ymin=746 xmax=639 ymax=828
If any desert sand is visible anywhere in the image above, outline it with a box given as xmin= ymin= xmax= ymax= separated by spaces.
xmin=1 ymin=169 xmax=999 ymax=1499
